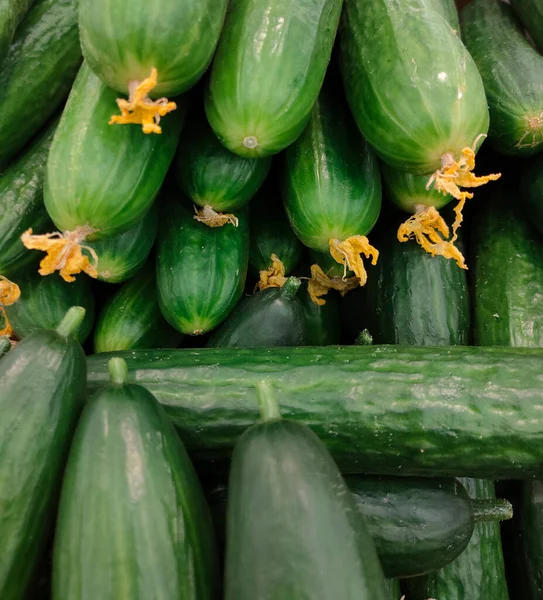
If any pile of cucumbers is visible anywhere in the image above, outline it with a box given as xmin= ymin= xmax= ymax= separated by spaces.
xmin=2 ymin=0 xmax=543 ymax=597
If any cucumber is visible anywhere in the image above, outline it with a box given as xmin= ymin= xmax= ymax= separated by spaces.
xmin=157 ymin=194 xmax=249 ymax=336
xmin=299 ymin=279 xmax=341 ymax=345
xmin=225 ymin=381 xmax=388 ymax=599
xmin=205 ymin=0 xmax=343 ymax=158
xmin=521 ymin=154 xmax=543 ymax=237
xmin=0 ymin=335 xmax=11 ymax=359
xmin=207 ymin=277 xmax=307 ymax=348
xmin=510 ymin=0 xmax=543 ymax=51
xmin=87 ymin=344 xmax=543 ymax=479
xmin=52 ymin=357 xmax=218 ymax=600
xmin=0 ymin=0 xmax=34 ymax=63
xmin=435 ymin=0 xmax=460 ymax=31
xmin=339 ymin=0 xmax=489 ymax=175
xmin=0 ymin=0 xmax=80 ymax=168
xmin=461 ymin=0 xmax=543 ymax=156
xmin=5 ymin=271 xmax=95 ymax=344
xmin=385 ymin=579 xmax=401 ymax=599
xmin=93 ymin=265 xmax=182 ymax=353
xmin=0 ymin=307 xmax=86 ymax=600
xmin=0 ymin=118 xmax=55 ymax=279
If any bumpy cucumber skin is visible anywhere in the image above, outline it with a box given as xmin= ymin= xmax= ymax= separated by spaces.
xmin=461 ymin=0 xmax=543 ymax=157
xmin=45 ymin=62 xmax=184 ymax=239
xmin=521 ymin=154 xmax=543 ymax=237
xmin=156 ymin=196 xmax=249 ymax=335
xmin=0 ymin=0 xmax=34 ymax=63
xmin=0 ymin=328 xmax=86 ymax=600
xmin=79 ymin=0 xmax=226 ymax=97
xmin=205 ymin=0 xmax=343 ymax=158
xmin=87 ymin=345 xmax=543 ymax=479
xmin=52 ymin=380 xmax=218 ymax=600
xmin=0 ymin=0 xmax=80 ymax=168
xmin=511 ymin=0 xmax=543 ymax=52
xmin=340 ymin=0 xmax=489 ymax=175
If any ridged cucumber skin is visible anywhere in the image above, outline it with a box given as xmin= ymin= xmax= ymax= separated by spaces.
xmin=461 ymin=0 xmax=543 ymax=157
xmin=79 ymin=0 xmax=226 ymax=97
xmin=521 ymin=154 xmax=543 ymax=237
xmin=45 ymin=62 xmax=184 ymax=239
xmin=225 ymin=418 xmax=388 ymax=600
xmin=404 ymin=478 xmax=509 ymax=600
xmin=282 ymin=79 xmax=382 ymax=252
xmin=87 ymin=345 xmax=543 ymax=479
xmin=0 ymin=0 xmax=34 ymax=63
xmin=510 ymin=0 xmax=543 ymax=52
xmin=0 ymin=0 xmax=81 ymax=168
xmin=174 ymin=114 xmax=272 ymax=213
xmin=85 ymin=201 xmax=158 ymax=284
xmin=0 ymin=327 xmax=86 ymax=600
xmin=207 ymin=278 xmax=307 ymax=348
xmin=157 ymin=196 xmax=249 ymax=336
xmin=93 ymin=266 xmax=182 ymax=353
xmin=5 ymin=272 xmax=95 ymax=344
xmin=52 ymin=377 xmax=218 ymax=599
xmin=205 ymin=0 xmax=343 ymax=158
xmin=339 ymin=0 xmax=489 ymax=175
xmin=299 ymin=280 xmax=341 ymax=345
xmin=0 ymin=119 xmax=55 ymax=278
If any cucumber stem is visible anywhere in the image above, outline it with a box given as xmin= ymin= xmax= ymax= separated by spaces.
xmin=255 ymin=380 xmax=281 ymax=421
xmin=281 ymin=277 xmax=301 ymax=298
xmin=472 ymin=498 xmax=513 ymax=522
xmin=56 ymin=306 xmax=86 ymax=338
xmin=0 ymin=336 xmax=11 ymax=359
xmin=108 ymin=357 xmax=129 ymax=386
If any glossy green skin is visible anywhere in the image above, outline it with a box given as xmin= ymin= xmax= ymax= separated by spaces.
xmin=207 ymin=278 xmax=307 ymax=347
xmin=157 ymin=197 xmax=249 ymax=335
xmin=283 ymin=80 xmax=382 ymax=251
xmin=521 ymin=154 xmax=543 ymax=236
xmin=0 ymin=0 xmax=33 ymax=63
xmin=473 ymin=188 xmax=543 ymax=347
xmin=461 ymin=0 xmax=543 ymax=157
xmin=87 ymin=345 xmax=543 ymax=478
xmin=299 ymin=280 xmax=341 ymax=345
xmin=0 ymin=119 xmax=55 ymax=278
xmin=52 ymin=380 xmax=218 ymax=599
xmin=0 ymin=328 xmax=86 ymax=600
xmin=45 ymin=62 xmax=183 ymax=238
xmin=0 ymin=0 xmax=80 ymax=168
xmin=86 ymin=202 xmax=158 ymax=283
xmin=205 ymin=0 xmax=344 ymax=158
xmin=93 ymin=266 xmax=182 ymax=353
xmin=79 ymin=0 xmax=226 ymax=97
xmin=175 ymin=114 xmax=272 ymax=212
xmin=511 ymin=0 xmax=543 ymax=52
xmin=340 ymin=0 xmax=489 ymax=175
xmin=405 ymin=478 xmax=509 ymax=600
xmin=435 ymin=0 xmax=460 ymax=31
xmin=5 ymin=273 xmax=95 ymax=344
xmin=225 ymin=418 xmax=388 ymax=599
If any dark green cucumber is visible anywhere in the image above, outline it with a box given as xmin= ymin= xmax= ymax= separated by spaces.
xmin=52 ymin=357 xmax=218 ymax=600
xmin=0 ymin=0 xmax=81 ymax=168
xmin=87 ymin=344 xmax=543 ymax=479
xmin=340 ymin=0 xmax=488 ymax=175
xmin=0 ymin=118 xmax=55 ymax=278
xmin=157 ymin=194 xmax=249 ymax=335
xmin=93 ymin=265 xmax=182 ymax=353
xmin=207 ymin=277 xmax=307 ymax=348
xmin=298 ymin=276 xmax=341 ymax=345
xmin=0 ymin=0 xmax=33 ymax=63
xmin=175 ymin=112 xmax=272 ymax=215
xmin=282 ymin=77 xmax=381 ymax=253
xmin=521 ymin=154 xmax=543 ymax=237
xmin=511 ymin=0 xmax=543 ymax=51
xmin=0 ymin=335 xmax=10 ymax=358
xmin=0 ymin=307 xmax=86 ymax=600
xmin=385 ymin=579 xmax=401 ymax=599
xmin=225 ymin=381 xmax=388 ymax=599
xmin=79 ymin=0 xmax=226 ymax=97
xmin=205 ymin=0 xmax=343 ymax=158
xmin=5 ymin=271 xmax=95 ymax=343
xmin=45 ymin=62 xmax=184 ymax=239
xmin=461 ymin=0 xmax=543 ymax=156
xmin=85 ymin=202 xmax=158 ymax=284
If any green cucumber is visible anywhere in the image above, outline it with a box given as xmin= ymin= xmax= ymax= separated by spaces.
xmin=93 ymin=265 xmax=182 ymax=353
xmin=225 ymin=381 xmax=388 ymax=599
xmin=205 ymin=0 xmax=343 ymax=158
xmin=52 ymin=357 xmax=218 ymax=600
xmin=521 ymin=154 xmax=543 ymax=237
xmin=300 ymin=282 xmax=341 ymax=345
xmin=0 ymin=0 xmax=34 ymax=63
xmin=0 ymin=0 xmax=81 ymax=168
xmin=385 ymin=579 xmax=401 ymax=599
xmin=0 ymin=335 xmax=11 ymax=359
xmin=44 ymin=62 xmax=183 ymax=239
xmin=461 ymin=0 xmax=543 ymax=156
xmin=340 ymin=0 xmax=489 ymax=174
xmin=5 ymin=271 xmax=95 ymax=343
xmin=157 ymin=194 xmax=249 ymax=335
xmin=510 ymin=0 xmax=543 ymax=51
xmin=0 ymin=118 xmax=55 ymax=279
xmin=0 ymin=307 xmax=86 ymax=599
xmin=87 ymin=344 xmax=543 ymax=479
xmin=79 ymin=0 xmax=226 ymax=97
xmin=435 ymin=0 xmax=460 ymax=31
xmin=207 ymin=277 xmax=307 ymax=348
